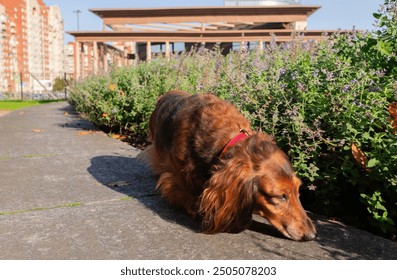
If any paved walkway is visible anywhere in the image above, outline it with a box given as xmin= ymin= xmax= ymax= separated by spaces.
xmin=0 ymin=110 xmax=10 ymax=117
xmin=0 ymin=102 xmax=396 ymax=259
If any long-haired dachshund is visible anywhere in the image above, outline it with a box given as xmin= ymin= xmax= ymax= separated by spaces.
xmin=148 ymin=90 xmax=316 ymax=241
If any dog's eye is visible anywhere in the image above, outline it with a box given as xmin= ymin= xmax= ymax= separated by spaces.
xmin=278 ymin=194 xmax=288 ymax=202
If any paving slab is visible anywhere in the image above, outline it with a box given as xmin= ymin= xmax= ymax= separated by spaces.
xmin=0 ymin=102 xmax=396 ymax=259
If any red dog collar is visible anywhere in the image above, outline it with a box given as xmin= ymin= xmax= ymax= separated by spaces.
xmin=220 ymin=129 xmax=251 ymax=157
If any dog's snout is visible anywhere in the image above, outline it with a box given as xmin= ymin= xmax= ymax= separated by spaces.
xmin=301 ymin=231 xmax=316 ymax=241
xmin=301 ymin=218 xmax=317 ymax=241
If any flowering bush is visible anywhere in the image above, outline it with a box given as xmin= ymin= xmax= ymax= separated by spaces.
xmin=69 ymin=1 xmax=397 ymax=238
xmin=208 ymin=35 xmax=396 ymax=237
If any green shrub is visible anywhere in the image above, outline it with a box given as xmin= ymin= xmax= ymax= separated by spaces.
xmin=52 ymin=77 xmax=66 ymax=92
xmin=69 ymin=1 xmax=397 ymax=238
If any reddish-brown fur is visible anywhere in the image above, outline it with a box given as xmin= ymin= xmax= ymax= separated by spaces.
xmin=148 ymin=90 xmax=316 ymax=241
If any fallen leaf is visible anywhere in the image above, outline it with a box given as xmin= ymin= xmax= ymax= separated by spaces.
xmin=111 ymin=134 xmax=127 ymax=140
xmin=64 ymin=112 xmax=69 ymax=116
xmin=76 ymin=130 xmax=97 ymax=136
xmin=389 ymin=102 xmax=397 ymax=116
xmin=388 ymin=102 xmax=397 ymax=133
xmin=32 ymin=129 xmax=44 ymax=133
xmin=351 ymin=143 xmax=370 ymax=172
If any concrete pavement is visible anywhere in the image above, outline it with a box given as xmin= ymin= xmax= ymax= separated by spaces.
xmin=0 ymin=101 xmax=396 ymax=259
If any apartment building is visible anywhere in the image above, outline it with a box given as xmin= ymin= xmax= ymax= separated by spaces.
xmin=48 ymin=6 xmax=64 ymax=80
xmin=64 ymin=42 xmax=75 ymax=80
xmin=0 ymin=0 xmax=64 ymax=94
xmin=0 ymin=4 xmax=6 ymax=92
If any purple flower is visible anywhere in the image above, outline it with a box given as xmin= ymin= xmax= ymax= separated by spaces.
xmin=342 ymin=85 xmax=350 ymax=92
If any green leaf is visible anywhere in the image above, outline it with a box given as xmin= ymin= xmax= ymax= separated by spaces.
xmin=375 ymin=201 xmax=387 ymax=211
xmin=346 ymin=123 xmax=358 ymax=134
xmin=376 ymin=40 xmax=392 ymax=56
xmin=362 ymin=132 xmax=371 ymax=140
xmin=367 ymin=158 xmax=380 ymax=168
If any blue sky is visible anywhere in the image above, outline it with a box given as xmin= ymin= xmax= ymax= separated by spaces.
xmin=43 ymin=0 xmax=385 ymax=44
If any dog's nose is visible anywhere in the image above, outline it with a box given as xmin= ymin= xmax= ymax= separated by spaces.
xmin=301 ymin=217 xmax=317 ymax=241
xmin=302 ymin=231 xmax=316 ymax=241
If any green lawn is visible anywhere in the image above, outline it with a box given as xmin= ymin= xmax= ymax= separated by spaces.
xmin=0 ymin=100 xmax=61 ymax=111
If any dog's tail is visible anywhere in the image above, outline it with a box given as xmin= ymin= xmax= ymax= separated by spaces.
xmin=136 ymin=145 xmax=154 ymax=169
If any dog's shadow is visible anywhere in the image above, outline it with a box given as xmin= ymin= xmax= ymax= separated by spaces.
xmin=87 ymin=154 xmax=201 ymax=231
xmin=87 ymin=154 xmax=281 ymax=238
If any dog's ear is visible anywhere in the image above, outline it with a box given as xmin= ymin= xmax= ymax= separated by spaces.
xmin=199 ymin=163 xmax=258 ymax=233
